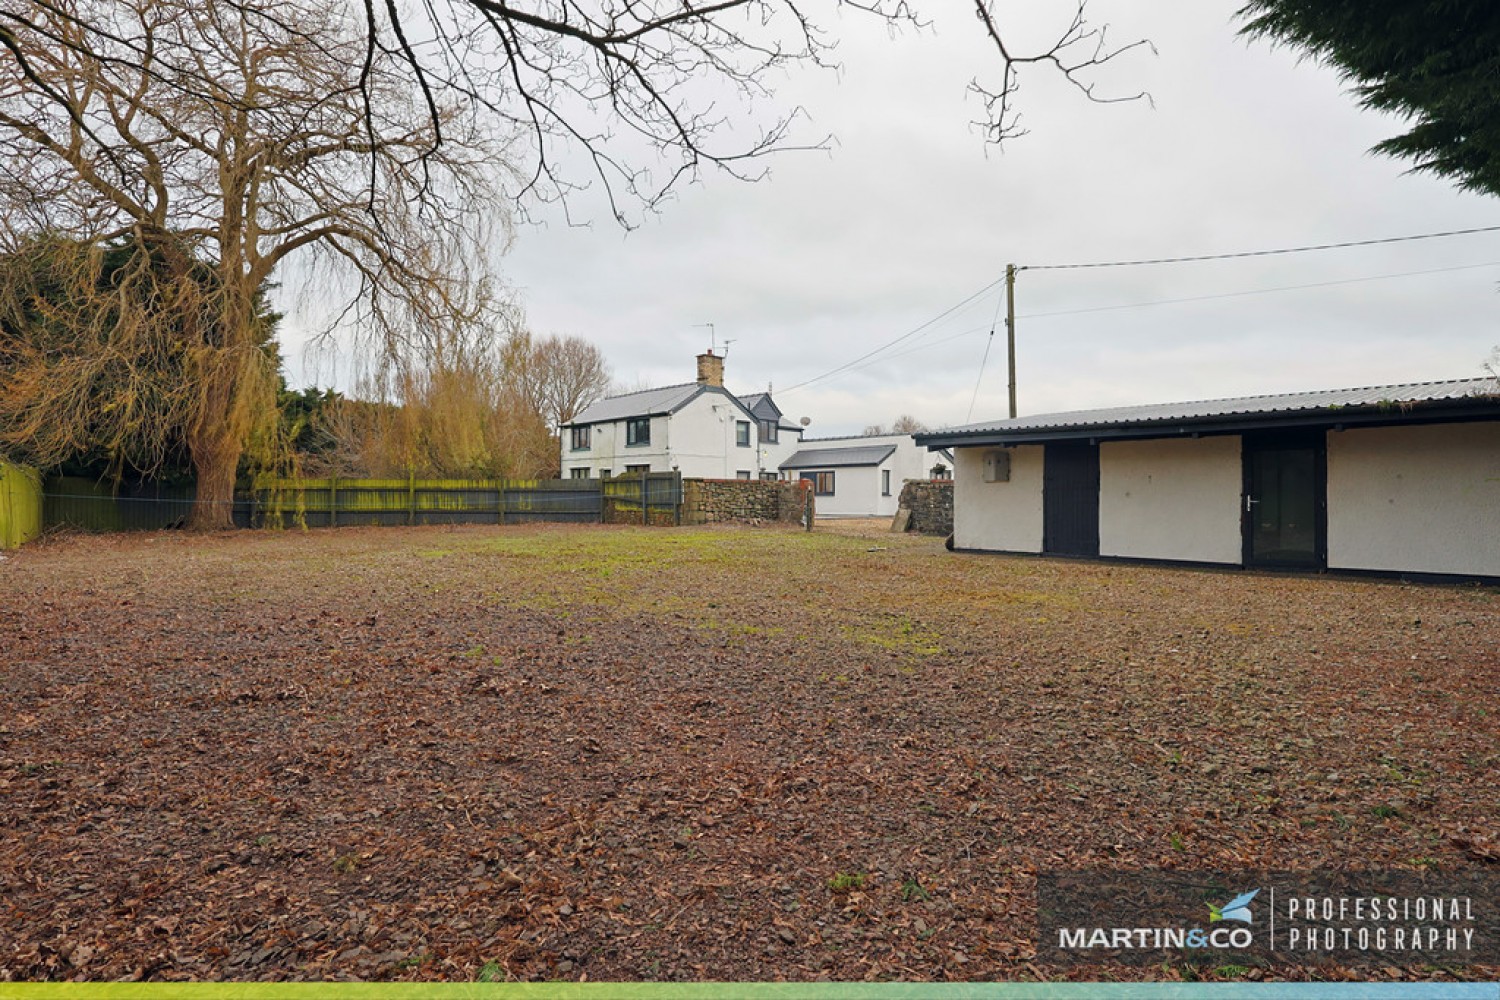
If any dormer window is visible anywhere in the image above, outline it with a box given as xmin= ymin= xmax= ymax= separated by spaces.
xmin=760 ymin=419 xmax=778 ymax=444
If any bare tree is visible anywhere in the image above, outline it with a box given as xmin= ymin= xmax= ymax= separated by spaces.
xmin=517 ymin=333 xmax=612 ymax=429
xmin=0 ymin=0 xmax=509 ymax=527
xmin=862 ymin=424 xmax=886 ymax=437
xmin=0 ymin=0 xmax=1149 ymax=227
xmin=890 ymin=413 xmax=928 ymax=434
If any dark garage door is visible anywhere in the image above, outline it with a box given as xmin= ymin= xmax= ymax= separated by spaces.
xmin=1043 ymin=442 xmax=1100 ymax=557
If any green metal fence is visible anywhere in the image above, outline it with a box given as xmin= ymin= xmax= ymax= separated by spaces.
xmin=43 ymin=476 xmax=235 ymax=532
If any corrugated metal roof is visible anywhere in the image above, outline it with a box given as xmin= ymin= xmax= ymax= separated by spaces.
xmin=779 ymin=444 xmax=897 ymax=469
xmin=568 ymin=383 xmax=705 ymax=425
xmin=919 ymin=378 xmax=1498 ymax=442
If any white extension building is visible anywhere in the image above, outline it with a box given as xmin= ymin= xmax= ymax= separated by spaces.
xmin=780 ymin=433 xmax=951 ymax=518
xmin=559 ymin=352 xmax=804 ymax=480
xmin=916 ymin=379 xmax=1500 ymax=582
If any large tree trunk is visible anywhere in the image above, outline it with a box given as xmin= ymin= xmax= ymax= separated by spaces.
xmin=188 ymin=428 xmax=243 ymax=531
xmin=185 ymin=341 xmax=253 ymax=532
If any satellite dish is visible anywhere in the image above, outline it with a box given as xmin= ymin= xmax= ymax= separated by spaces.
xmin=799 ymin=416 xmax=811 ymax=426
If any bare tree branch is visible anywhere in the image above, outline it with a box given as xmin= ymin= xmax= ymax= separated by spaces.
xmin=968 ymin=0 xmax=1153 ymax=143
xmin=1 ymin=0 xmax=1151 ymax=227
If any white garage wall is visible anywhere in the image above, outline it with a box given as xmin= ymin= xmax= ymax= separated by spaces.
xmin=1328 ymin=421 xmax=1500 ymax=577
xmin=953 ymin=445 xmax=1044 ymax=552
xmin=1099 ymin=436 xmax=1243 ymax=564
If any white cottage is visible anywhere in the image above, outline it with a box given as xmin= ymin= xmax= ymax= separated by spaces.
xmin=916 ymin=379 xmax=1500 ymax=582
xmin=559 ymin=352 xmax=803 ymax=480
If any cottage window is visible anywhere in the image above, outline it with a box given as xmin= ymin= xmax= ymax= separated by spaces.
xmin=760 ymin=420 xmax=778 ymax=444
xmin=882 ymin=469 xmax=891 ymax=496
xmin=570 ymin=425 xmax=590 ymax=450
xmin=736 ymin=421 xmax=751 ymax=447
xmin=736 ymin=470 xmax=752 ymax=480
xmin=570 ymin=467 xmax=590 ymax=479
xmin=626 ymin=417 xmax=650 ymax=446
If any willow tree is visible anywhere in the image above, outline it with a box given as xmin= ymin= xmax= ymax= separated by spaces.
xmin=0 ymin=0 xmax=508 ymax=527
xmin=0 ymin=235 xmax=282 ymax=484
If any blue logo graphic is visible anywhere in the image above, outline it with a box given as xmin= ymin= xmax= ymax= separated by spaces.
xmin=1209 ymin=889 xmax=1260 ymax=924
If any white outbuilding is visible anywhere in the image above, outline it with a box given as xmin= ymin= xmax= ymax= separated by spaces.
xmin=916 ymin=378 xmax=1500 ymax=582
xmin=780 ymin=433 xmax=949 ymax=518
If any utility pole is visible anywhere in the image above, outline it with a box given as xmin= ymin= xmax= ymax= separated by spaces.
xmin=1005 ymin=263 xmax=1017 ymax=419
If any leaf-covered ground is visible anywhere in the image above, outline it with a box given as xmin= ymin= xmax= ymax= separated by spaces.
xmin=0 ymin=522 xmax=1495 ymax=982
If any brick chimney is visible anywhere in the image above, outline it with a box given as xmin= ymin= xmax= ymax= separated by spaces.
xmin=696 ymin=350 xmax=724 ymax=387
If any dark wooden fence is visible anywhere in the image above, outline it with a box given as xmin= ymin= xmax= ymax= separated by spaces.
xmin=251 ymin=477 xmax=608 ymax=527
xmin=39 ymin=472 xmax=683 ymax=532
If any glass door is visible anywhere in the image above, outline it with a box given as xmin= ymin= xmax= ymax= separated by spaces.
xmin=1243 ymin=433 xmax=1325 ymax=568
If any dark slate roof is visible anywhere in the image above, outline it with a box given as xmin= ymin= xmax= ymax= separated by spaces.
xmin=916 ymin=378 xmax=1500 ymax=447
xmin=779 ymin=444 xmax=897 ymax=469
xmin=567 ymin=383 xmax=755 ymax=426
xmin=737 ymin=392 xmax=783 ymax=422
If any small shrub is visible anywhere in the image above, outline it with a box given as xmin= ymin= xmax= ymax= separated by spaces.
xmin=900 ymin=877 xmax=931 ymax=902
xmin=828 ymin=872 xmax=867 ymax=893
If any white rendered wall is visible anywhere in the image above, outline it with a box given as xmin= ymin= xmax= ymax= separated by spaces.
xmin=563 ymin=415 xmax=674 ymax=476
xmin=1327 ymin=421 xmax=1500 ymax=577
xmin=758 ymin=429 xmax=802 ymax=479
xmin=813 ymin=465 xmax=881 ymax=517
xmin=1098 ymin=436 xmax=1242 ymax=564
xmin=873 ymin=460 xmax=900 ymax=518
xmin=664 ymin=394 xmax=758 ymax=478
xmin=887 ymin=435 xmax=939 ymax=486
xmin=953 ymin=445 xmax=1044 ymax=552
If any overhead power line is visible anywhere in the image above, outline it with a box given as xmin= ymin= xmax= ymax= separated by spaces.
xmin=836 ymin=259 xmax=1500 ymax=378
xmin=1024 ymin=225 xmax=1500 ymax=271
xmin=1022 ymin=259 xmax=1500 ymax=319
xmin=776 ymin=273 xmax=1007 ymax=394
xmin=778 ymin=224 xmax=1500 ymax=398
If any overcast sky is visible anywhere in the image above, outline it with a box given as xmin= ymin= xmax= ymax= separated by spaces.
xmin=292 ymin=0 xmax=1500 ymax=437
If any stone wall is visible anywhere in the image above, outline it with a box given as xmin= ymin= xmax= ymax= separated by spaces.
xmin=897 ymin=479 xmax=953 ymax=535
xmin=682 ymin=478 xmax=813 ymax=526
